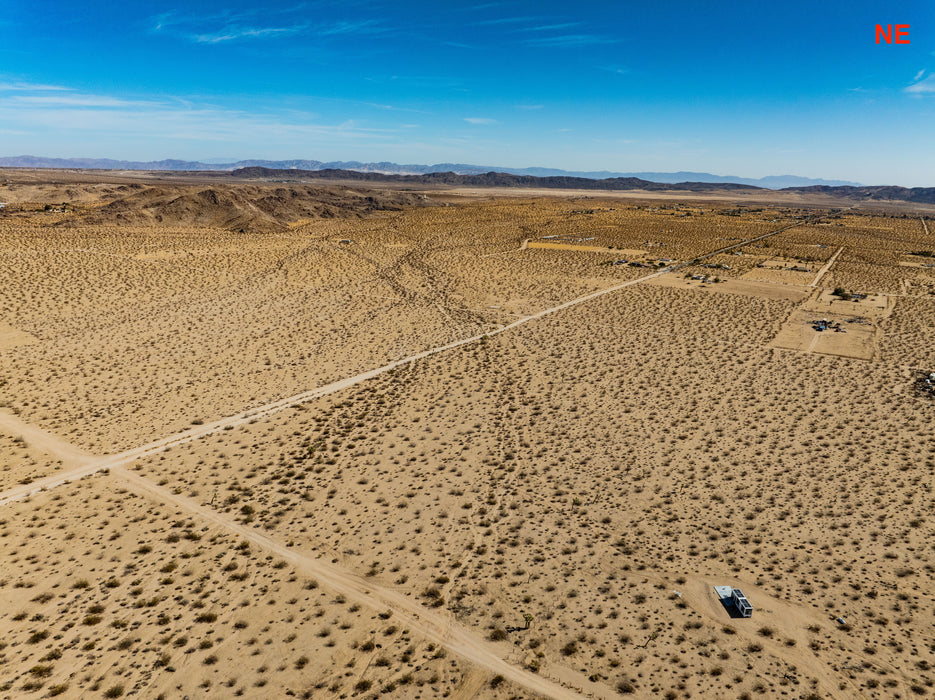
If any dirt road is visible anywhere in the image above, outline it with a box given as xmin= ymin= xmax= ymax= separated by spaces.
xmin=0 ymin=410 xmax=96 ymax=468
xmin=0 ymin=264 xmax=676 ymax=508
xmin=810 ymin=246 xmax=843 ymax=287
xmin=110 ymin=465 xmax=595 ymax=699
xmin=0 ymin=417 xmax=593 ymax=698
xmin=482 ymin=237 xmax=530 ymax=257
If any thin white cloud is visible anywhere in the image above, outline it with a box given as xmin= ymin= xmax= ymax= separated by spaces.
xmin=519 ymin=22 xmax=582 ymax=32
xmin=524 ymin=34 xmax=618 ymax=48
xmin=0 ymin=82 xmax=397 ymax=149
xmin=10 ymin=94 xmax=157 ymax=108
xmin=474 ymin=16 xmax=540 ymax=27
xmin=913 ymin=69 xmax=926 ymax=82
xmin=318 ymin=19 xmax=385 ymax=36
xmin=0 ymin=105 xmax=395 ymax=145
xmin=906 ymin=75 xmax=935 ymax=93
xmin=151 ymin=7 xmax=284 ymax=33
xmin=464 ymin=117 xmax=498 ymax=125
xmin=151 ymin=11 xmax=175 ymax=31
xmin=193 ymin=25 xmax=306 ymax=43
xmin=455 ymin=3 xmax=505 ymax=12
xmin=0 ymin=81 xmax=72 ymax=92
xmin=441 ymin=40 xmax=479 ymax=50
xmin=151 ymin=8 xmax=386 ymax=45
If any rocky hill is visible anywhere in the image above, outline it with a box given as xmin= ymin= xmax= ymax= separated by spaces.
xmin=69 ymin=183 xmax=429 ymax=232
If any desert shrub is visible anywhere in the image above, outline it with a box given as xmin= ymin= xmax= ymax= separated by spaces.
xmin=26 ymin=630 xmax=50 ymax=644
xmin=832 ymin=287 xmax=851 ymax=300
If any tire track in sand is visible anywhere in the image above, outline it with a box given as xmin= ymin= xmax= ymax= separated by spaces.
xmin=111 ymin=465 xmax=595 ymax=700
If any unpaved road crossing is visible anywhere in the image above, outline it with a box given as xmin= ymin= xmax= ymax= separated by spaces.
xmin=0 ymin=217 xmax=810 ymax=698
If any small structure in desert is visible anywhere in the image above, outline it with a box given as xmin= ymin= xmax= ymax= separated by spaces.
xmin=714 ymin=585 xmax=754 ymax=618
xmin=731 ymin=589 xmax=753 ymax=617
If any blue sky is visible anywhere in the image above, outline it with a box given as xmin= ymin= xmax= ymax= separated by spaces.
xmin=1 ymin=1 xmax=933 ymax=185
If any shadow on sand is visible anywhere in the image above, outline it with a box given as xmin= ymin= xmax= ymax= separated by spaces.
xmin=718 ymin=596 xmax=747 ymax=619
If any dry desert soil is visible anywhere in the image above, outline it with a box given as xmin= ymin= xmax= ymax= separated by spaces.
xmin=1 ymin=169 xmax=935 ymax=699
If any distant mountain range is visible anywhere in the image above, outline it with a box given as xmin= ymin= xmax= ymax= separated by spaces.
xmin=231 ymin=167 xmax=935 ymax=205
xmin=0 ymin=155 xmax=862 ymax=189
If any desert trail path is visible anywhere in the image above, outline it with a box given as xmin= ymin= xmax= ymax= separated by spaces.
xmin=482 ymin=237 xmax=530 ymax=257
xmin=0 ymin=416 xmax=596 ymax=699
xmin=112 ymin=465 xmax=599 ymax=700
xmin=810 ymin=246 xmax=844 ymax=287
xmin=0 ymin=409 xmax=97 ymax=468
xmin=0 ymin=263 xmax=681 ymax=508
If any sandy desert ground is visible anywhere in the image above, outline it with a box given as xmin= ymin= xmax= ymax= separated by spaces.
xmin=1 ymin=170 xmax=935 ymax=699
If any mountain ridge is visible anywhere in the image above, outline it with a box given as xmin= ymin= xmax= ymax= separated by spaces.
xmin=0 ymin=155 xmax=863 ymax=189
xmin=230 ymin=167 xmax=935 ymax=205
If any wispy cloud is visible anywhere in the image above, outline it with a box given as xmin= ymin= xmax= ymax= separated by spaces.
xmin=906 ymin=74 xmax=935 ymax=94
xmin=464 ymin=117 xmax=497 ymax=125
xmin=474 ymin=16 xmax=540 ymax=27
xmin=10 ymin=94 xmax=157 ymax=108
xmin=913 ymin=69 xmax=926 ymax=82
xmin=441 ymin=40 xmax=480 ymax=50
xmin=523 ymin=34 xmax=618 ymax=48
xmin=151 ymin=8 xmax=385 ymax=45
xmin=0 ymin=81 xmax=71 ymax=92
xmin=318 ymin=19 xmax=386 ymax=36
xmin=454 ymin=3 xmax=503 ymax=12
xmin=193 ymin=26 xmax=306 ymax=44
xmin=151 ymin=11 xmax=175 ymax=32
xmin=518 ymin=22 xmax=582 ymax=33
xmin=0 ymin=81 xmax=397 ymax=150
